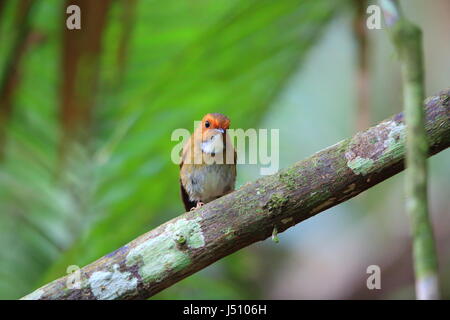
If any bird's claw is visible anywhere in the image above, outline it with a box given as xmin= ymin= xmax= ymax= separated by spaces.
xmin=190 ymin=202 xmax=204 ymax=211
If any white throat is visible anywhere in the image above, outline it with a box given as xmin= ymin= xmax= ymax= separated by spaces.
xmin=201 ymin=133 xmax=224 ymax=155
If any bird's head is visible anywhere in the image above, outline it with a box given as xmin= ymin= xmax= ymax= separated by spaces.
xmin=198 ymin=113 xmax=230 ymax=154
xmin=201 ymin=113 xmax=230 ymax=132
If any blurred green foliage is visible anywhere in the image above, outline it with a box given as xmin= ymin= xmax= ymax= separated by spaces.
xmin=0 ymin=0 xmax=344 ymax=299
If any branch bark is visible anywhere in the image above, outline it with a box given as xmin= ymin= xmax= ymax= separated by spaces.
xmin=22 ymin=88 xmax=450 ymax=300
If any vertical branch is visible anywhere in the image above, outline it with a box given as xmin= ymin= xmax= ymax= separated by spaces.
xmin=353 ymin=0 xmax=370 ymax=131
xmin=0 ymin=0 xmax=36 ymax=159
xmin=379 ymin=0 xmax=440 ymax=299
xmin=60 ymin=0 xmax=112 ymax=157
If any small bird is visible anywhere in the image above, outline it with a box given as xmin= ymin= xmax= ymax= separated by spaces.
xmin=180 ymin=113 xmax=236 ymax=211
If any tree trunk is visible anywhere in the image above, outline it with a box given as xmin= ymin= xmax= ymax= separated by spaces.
xmin=60 ymin=0 xmax=112 ymax=155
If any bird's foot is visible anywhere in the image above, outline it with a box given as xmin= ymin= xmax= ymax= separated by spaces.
xmin=190 ymin=202 xmax=204 ymax=211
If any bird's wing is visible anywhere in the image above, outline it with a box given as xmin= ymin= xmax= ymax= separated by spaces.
xmin=180 ymin=133 xmax=194 ymax=167
xmin=180 ymin=180 xmax=196 ymax=211
xmin=179 ymin=135 xmax=197 ymax=211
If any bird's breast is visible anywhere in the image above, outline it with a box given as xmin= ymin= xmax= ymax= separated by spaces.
xmin=183 ymin=163 xmax=235 ymax=204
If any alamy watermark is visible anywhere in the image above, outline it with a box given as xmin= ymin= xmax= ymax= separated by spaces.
xmin=66 ymin=5 xmax=81 ymax=30
xmin=64 ymin=3 xmax=384 ymax=32
xmin=366 ymin=4 xmax=382 ymax=30
xmin=366 ymin=265 xmax=381 ymax=290
xmin=171 ymin=121 xmax=279 ymax=176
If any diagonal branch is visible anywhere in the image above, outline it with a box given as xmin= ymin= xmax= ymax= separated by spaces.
xmin=22 ymin=88 xmax=450 ymax=300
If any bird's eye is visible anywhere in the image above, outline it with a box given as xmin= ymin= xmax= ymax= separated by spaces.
xmin=205 ymin=121 xmax=210 ymax=128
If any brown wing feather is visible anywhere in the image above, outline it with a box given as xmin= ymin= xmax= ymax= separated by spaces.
xmin=180 ymin=179 xmax=197 ymax=211
xmin=179 ymin=135 xmax=197 ymax=211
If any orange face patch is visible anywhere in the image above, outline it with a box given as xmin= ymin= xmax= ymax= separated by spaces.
xmin=202 ymin=113 xmax=230 ymax=130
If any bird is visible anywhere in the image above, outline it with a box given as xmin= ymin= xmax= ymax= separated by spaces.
xmin=180 ymin=113 xmax=236 ymax=211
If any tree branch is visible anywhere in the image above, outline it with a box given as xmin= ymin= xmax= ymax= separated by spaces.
xmin=380 ymin=0 xmax=440 ymax=299
xmin=22 ymin=88 xmax=450 ymax=300
xmin=353 ymin=0 xmax=371 ymax=131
